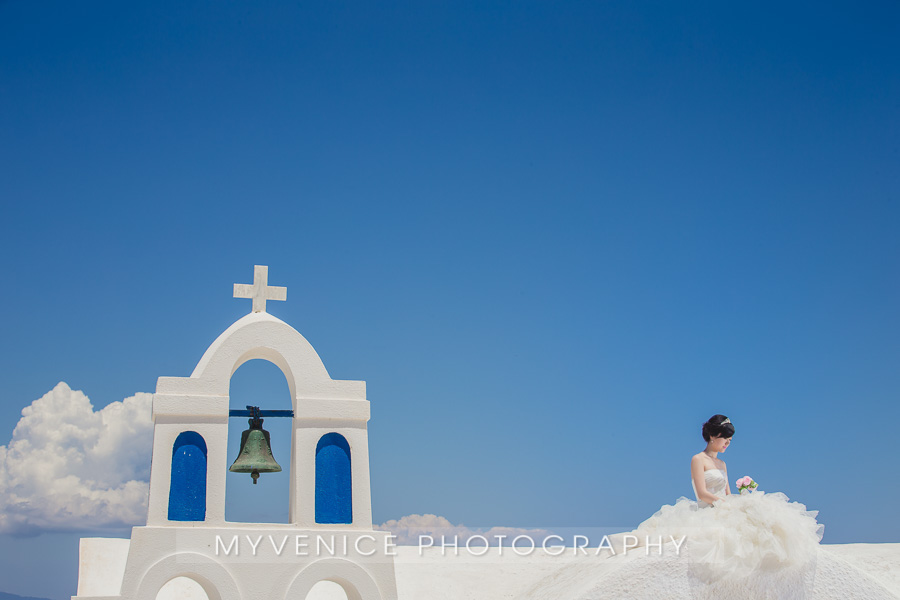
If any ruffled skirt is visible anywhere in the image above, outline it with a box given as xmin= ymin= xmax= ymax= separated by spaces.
xmin=634 ymin=491 xmax=824 ymax=586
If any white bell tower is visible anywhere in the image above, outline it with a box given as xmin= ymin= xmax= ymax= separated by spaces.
xmin=73 ymin=266 xmax=399 ymax=600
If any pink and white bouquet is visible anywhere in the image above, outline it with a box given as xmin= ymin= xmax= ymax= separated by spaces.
xmin=736 ymin=476 xmax=758 ymax=494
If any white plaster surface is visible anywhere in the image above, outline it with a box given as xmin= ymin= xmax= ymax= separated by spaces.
xmin=233 ymin=265 xmax=287 ymax=313
xmin=306 ymin=581 xmax=351 ymax=600
xmin=76 ymin=538 xmax=131 ymax=596
xmin=819 ymin=544 xmax=900 ymax=598
xmin=395 ymin=544 xmax=900 ymax=600
xmin=75 ymin=541 xmax=900 ymax=599
xmin=156 ymin=577 xmax=208 ymax=600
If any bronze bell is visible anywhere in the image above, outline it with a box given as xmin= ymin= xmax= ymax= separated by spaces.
xmin=229 ymin=408 xmax=282 ymax=484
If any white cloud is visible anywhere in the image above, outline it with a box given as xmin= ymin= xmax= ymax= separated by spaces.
xmin=376 ymin=513 xmax=553 ymax=546
xmin=0 ymin=382 xmax=152 ymax=535
xmin=376 ymin=513 xmax=471 ymax=545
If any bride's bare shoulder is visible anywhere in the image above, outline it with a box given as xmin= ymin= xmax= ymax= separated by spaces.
xmin=691 ymin=452 xmax=724 ymax=470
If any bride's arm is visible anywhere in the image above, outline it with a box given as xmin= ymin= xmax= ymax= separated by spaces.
xmin=723 ymin=466 xmax=730 ymax=496
xmin=691 ymin=455 xmax=722 ymax=504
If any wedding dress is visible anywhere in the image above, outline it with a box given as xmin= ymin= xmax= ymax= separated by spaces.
xmin=631 ymin=468 xmax=825 ymax=598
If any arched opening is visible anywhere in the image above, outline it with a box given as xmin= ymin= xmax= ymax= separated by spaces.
xmin=168 ymin=431 xmax=207 ymax=521
xmin=285 ymin=559 xmax=382 ymax=600
xmin=316 ymin=433 xmax=352 ymax=524
xmin=138 ymin=554 xmax=239 ymax=600
xmin=155 ymin=576 xmax=210 ymax=600
xmin=226 ymin=359 xmax=292 ymax=523
xmin=305 ymin=580 xmax=350 ymax=600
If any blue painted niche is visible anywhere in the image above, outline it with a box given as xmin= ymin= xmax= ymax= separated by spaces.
xmin=168 ymin=431 xmax=208 ymax=521
xmin=315 ymin=433 xmax=352 ymax=524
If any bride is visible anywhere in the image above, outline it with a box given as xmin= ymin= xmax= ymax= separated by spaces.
xmin=690 ymin=414 xmax=734 ymax=508
xmin=630 ymin=414 xmax=825 ymax=596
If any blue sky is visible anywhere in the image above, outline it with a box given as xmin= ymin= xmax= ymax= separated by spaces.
xmin=1 ymin=2 xmax=899 ymax=598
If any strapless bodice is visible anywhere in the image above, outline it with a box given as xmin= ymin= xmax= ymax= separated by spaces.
xmin=692 ymin=468 xmax=728 ymax=507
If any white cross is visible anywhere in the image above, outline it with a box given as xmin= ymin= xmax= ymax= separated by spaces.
xmin=233 ymin=265 xmax=287 ymax=313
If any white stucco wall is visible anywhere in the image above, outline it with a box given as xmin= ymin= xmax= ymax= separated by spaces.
xmin=74 ymin=541 xmax=900 ymax=600
xmin=76 ymin=538 xmax=131 ymax=597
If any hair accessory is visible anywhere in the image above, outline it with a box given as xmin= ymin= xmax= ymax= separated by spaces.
xmin=720 ymin=418 xmax=731 ymax=425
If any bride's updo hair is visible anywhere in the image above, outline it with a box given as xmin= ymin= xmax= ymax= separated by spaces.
xmin=702 ymin=414 xmax=735 ymax=441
